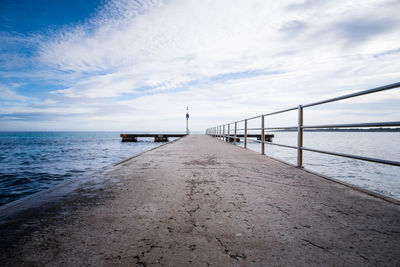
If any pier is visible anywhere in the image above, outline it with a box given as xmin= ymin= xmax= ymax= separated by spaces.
xmin=2 ymin=135 xmax=399 ymax=266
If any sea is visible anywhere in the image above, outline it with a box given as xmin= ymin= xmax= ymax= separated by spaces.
xmin=0 ymin=132 xmax=176 ymax=206
xmin=0 ymin=131 xmax=399 ymax=207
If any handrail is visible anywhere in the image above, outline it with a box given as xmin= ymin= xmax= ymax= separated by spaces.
xmin=265 ymin=126 xmax=297 ymax=130
xmin=206 ymin=82 xmax=400 ymax=169
xmin=246 ymin=115 xmax=262 ymax=121
xmin=301 ymin=146 xmax=400 ymax=167
xmin=265 ymin=141 xmax=298 ymax=150
xmin=302 ymin=121 xmax=400 ymax=129
xmin=263 ymin=107 xmax=298 ymax=116
xmin=303 ymin=82 xmax=400 ymax=108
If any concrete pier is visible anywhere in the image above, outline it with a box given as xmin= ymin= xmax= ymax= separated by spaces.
xmin=1 ymin=135 xmax=400 ymax=266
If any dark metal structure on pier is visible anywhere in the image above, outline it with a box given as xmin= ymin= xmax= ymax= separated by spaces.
xmin=120 ymin=134 xmax=186 ymax=142
xmin=222 ymin=134 xmax=274 ymax=143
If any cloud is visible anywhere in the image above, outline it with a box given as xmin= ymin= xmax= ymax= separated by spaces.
xmin=1 ymin=0 xmax=400 ymax=131
xmin=280 ymin=20 xmax=307 ymax=38
xmin=0 ymin=84 xmax=31 ymax=102
xmin=373 ymin=48 xmax=400 ymax=58
xmin=287 ymin=0 xmax=327 ymax=10
xmin=333 ymin=18 xmax=398 ymax=45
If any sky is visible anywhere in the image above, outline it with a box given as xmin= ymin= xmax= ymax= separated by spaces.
xmin=0 ymin=0 xmax=399 ymax=132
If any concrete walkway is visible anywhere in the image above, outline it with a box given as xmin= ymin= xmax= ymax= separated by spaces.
xmin=2 ymin=135 xmax=400 ymax=266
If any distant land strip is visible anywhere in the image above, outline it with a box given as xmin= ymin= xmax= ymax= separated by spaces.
xmin=276 ymin=128 xmax=400 ymax=132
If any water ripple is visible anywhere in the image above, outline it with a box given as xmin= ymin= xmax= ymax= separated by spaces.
xmin=0 ymin=132 xmax=167 ymax=206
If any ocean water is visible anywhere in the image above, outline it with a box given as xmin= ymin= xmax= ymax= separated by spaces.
xmin=237 ymin=132 xmax=400 ymax=200
xmin=0 ymin=132 xmax=174 ymax=206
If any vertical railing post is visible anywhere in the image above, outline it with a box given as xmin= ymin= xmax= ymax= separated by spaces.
xmin=234 ymin=121 xmax=237 ymax=145
xmin=297 ymin=105 xmax=303 ymax=168
xmin=223 ymin=124 xmax=225 ymax=142
xmin=224 ymin=124 xmax=226 ymax=142
xmin=219 ymin=125 xmax=222 ymax=140
xmin=261 ymin=115 xmax=265 ymax=155
xmin=227 ymin=124 xmax=230 ymax=143
xmin=244 ymin=119 xmax=247 ymax=148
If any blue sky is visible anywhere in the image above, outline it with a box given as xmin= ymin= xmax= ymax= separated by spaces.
xmin=0 ymin=0 xmax=399 ymax=131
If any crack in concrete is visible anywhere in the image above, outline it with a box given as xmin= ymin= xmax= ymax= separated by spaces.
xmin=134 ymin=240 xmax=164 ymax=266
xmin=133 ymin=255 xmax=146 ymax=267
xmin=265 ymin=203 xmax=290 ymax=216
xmin=356 ymin=251 xmax=370 ymax=262
xmin=215 ymin=236 xmax=246 ymax=261
xmin=301 ymin=239 xmax=330 ymax=253
xmin=357 ymin=228 xmax=395 ymax=236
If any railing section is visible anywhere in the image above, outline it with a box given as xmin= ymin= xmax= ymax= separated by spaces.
xmin=206 ymin=82 xmax=400 ymax=168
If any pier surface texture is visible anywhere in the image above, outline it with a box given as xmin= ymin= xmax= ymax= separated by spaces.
xmin=2 ymin=135 xmax=400 ymax=266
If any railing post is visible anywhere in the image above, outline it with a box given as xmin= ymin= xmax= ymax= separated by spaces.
xmin=234 ymin=121 xmax=237 ymax=145
xmin=227 ymin=124 xmax=230 ymax=143
xmin=244 ymin=119 xmax=247 ymax=148
xmin=297 ymin=105 xmax=303 ymax=168
xmin=219 ymin=125 xmax=222 ymax=140
xmin=223 ymin=124 xmax=225 ymax=142
xmin=261 ymin=115 xmax=265 ymax=155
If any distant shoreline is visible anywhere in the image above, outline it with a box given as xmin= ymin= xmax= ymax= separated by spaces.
xmin=277 ymin=128 xmax=400 ymax=132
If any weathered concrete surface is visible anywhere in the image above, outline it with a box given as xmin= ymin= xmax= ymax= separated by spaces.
xmin=2 ymin=135 xmax=400 ymax=266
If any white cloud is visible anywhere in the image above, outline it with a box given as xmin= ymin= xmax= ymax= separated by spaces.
xmin=2 ymin=0 xmax=400 ymax=130
xmin=0 ymin=84 xmax=31 ymax=102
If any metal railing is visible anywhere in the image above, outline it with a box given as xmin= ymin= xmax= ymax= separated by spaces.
xmin=206 ymin=82 xmax=400 ymax=168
